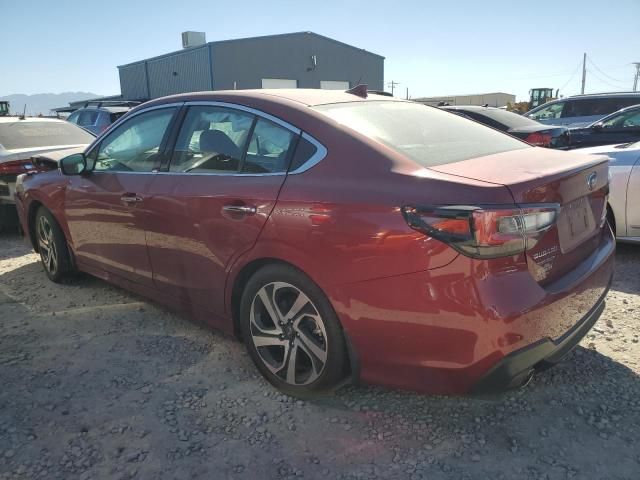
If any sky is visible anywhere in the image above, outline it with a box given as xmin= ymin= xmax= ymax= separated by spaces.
xmin=2 ymin=0 xmax=639 ymax=101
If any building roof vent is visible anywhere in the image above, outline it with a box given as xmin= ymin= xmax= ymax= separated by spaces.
xmin=182 ymin=31 xmax=206 ymax=49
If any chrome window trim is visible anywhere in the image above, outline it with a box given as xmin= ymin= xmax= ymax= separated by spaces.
xmin=88 ymin=170 xmax=286 ymax=177
xmin=82 ymin=100 xmax=328 ymax=177
xmin=184 ymin=101 xmax=301 ymax=135
xmin=288 ymin=132 xmax=328 ymax=175
xmin=84 ymin=102 xmax=185 ymax=158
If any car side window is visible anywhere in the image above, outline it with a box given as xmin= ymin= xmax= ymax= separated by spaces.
xmin=67 ymin=111 xmax=80 ymax=124
xmin=243 ymin=118 xmax=295 ymax=173
xmin=602 ymin=110 xmax=640 ymax=129
xmin=170 ymin=106 xmax=254 ymax=173
xmin=92 ymin=107 xmax=176 ymax=172
xmin=78 ymin=110 xmax=99 ymax=127
xmin=289 ymin=135 xmax=318 ymax=171
xmin=529 ymin=102 xmax=564 ymax=120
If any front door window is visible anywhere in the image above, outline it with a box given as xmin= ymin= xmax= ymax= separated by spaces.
xmin=90 ymin=108 xmax=176 ymax=172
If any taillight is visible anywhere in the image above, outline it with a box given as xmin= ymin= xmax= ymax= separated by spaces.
xmin=525 ymin=131 xmax=553 ymax=147
xmin=402 ymin=204 xmax=559 ymax=259
xmin=0 ymin=159 xmax=35 ymax=175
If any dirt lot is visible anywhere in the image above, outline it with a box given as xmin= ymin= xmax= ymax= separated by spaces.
xmin=0 ymin=233 xmax=639 ymax=480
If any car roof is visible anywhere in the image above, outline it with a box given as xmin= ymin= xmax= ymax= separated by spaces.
xmin=568 ymin=92 xmax=640 ymax=99
xmin=442 ymin=105 xmax=501 ymax=112
xmin=75 ymin=106 xmax=131 ymax=113
xmin=144 ymin=89 xmax=404 ymax=109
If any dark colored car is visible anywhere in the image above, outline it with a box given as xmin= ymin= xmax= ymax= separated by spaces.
xmin=67 ymin=101 xmax=140 ymax=135
xmin=570 ymin=104 xmax=640 ymax=149
xmin=442 ymin=105 xmax=570 ymax=148
xmin=14 ymin=89 xmax=614 ymax=396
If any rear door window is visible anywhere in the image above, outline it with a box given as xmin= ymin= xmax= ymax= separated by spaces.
xmin=169 ymin=106 xmax=254 ymax=173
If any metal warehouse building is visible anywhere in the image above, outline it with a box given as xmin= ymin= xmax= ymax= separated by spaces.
xmin=118 ymin=31 xmax=384 ymax=101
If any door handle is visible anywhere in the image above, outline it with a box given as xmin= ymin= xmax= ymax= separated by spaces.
xmin=121 ymin=194 xmax=143 ymax=204
xmin=222 ymin=204 xmax=257 ymax=215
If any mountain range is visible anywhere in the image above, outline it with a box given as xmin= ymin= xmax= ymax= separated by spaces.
xmin=0 ymin=92 xmax=104 ymax=116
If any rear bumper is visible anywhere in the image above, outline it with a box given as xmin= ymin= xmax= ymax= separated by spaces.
xmin=331 ymin=227 xmax=615 ymax=395
xmin=470 ymin=281 xmax=609 ymax=393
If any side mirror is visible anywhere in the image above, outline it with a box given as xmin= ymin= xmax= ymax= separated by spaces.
xmin=591 ymin=122 xmax=604 ymax=131
xmin=59 ymin=153 xmax=87 ymax=175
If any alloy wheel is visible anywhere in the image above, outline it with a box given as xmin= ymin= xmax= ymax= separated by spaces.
xmin=37 ymin=215 xmax=58 ymax=275
xmin=249 ymin=282 xmax=328 ymax=386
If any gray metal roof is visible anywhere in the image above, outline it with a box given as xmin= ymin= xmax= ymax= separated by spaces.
xmin=117 ymin=31 xmax=385 ymax=69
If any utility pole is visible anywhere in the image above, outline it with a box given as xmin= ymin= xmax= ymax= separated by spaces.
xmin=633 ymin=63 xmax=640 ymax=92
xmin=405 ymin=87 xmax=409 ymax=100
xmin=581 ymin=52 xmax=587 ymax=95
xmin=387 ymin=80 xmax=400 ymax=96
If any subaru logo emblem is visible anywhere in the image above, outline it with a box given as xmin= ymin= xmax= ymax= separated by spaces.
xmin=587 ymin=172 xmax=597 ymax=191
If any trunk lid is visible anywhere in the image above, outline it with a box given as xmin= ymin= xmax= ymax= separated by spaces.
xmin=430 ymin=147 xmax=609 ymax=284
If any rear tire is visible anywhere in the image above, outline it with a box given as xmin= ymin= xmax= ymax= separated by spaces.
xmin=239 ymin=264 xmax=348 ymax=397
xmin=35 ymin=207 xmax=73 ymax=282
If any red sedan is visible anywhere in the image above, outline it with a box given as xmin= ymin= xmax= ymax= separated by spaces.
xmin=14 ymin=88 xmax=614 ymax=396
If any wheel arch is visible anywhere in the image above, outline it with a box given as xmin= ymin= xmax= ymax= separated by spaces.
xmin=27 ymin=200 xmax=45 ymax=252
xmin=228 ymin=256 xmax=360 ymax=383
xmin=606 ymin=202 xmax=616 ymax=237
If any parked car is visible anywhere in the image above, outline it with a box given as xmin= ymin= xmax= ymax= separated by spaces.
xmin=578 ymin=141 xmax=640 ymax=243
xmin=570 ymin=104 xmax=640 ymax=149
xmin=525 ymin=92 xmax=640 ymax=128
xmin=66 ymin=101 xmax=140 ymax=135
xmin=0 ymin=117 xmax=94 ymax=231
xmin=14 ymin=89 xmax=614 ymax=396
xmin=442 ymin=105 xmax=570 ymax=148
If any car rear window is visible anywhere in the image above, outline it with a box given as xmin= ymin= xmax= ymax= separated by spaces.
xmin=314 ymin=101 xmax=528 ymax=167
xmin=0 ymin=121 xmax=95 ymax=150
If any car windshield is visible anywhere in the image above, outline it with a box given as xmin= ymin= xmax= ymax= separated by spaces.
xmin=314 ymin=101 xmax=528 ymax=167
xmin=470 ymin=108 xmax=541 ymax=128
xmin=0 ymin=121 xmax=95 ymax=150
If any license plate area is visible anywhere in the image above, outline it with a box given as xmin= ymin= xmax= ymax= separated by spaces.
xmin=557 ymin=196 xmax=597 ymax=253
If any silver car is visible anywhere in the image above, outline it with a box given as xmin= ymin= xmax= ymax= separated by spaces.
xmin=0 ymin=117 xmax=94 ymax=230
xmin=580 ymin=141 xmax=640 ymax=243
xmin=526 ymin=93 xmax=640 ymax=128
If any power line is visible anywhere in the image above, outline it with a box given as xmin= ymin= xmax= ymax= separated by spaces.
xmin=558 ymin=60 xmax=583 ymax=93
xmin=586 ymin=56 xmax=629 ymax=84
xmin=586 ymin=68 xmax=628 ymax=90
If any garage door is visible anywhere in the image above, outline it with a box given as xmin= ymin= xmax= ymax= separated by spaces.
xmin=261 ymin=79 xmax=298 ymax=89
xmin=320 ymin=81 xmax=350 ymax=90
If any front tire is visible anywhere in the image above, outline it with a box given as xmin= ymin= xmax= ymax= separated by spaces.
xmin=239 ymin=264 xmax=348 ymax=397
xmin=35 ymin=208 xmax=72 ymax=282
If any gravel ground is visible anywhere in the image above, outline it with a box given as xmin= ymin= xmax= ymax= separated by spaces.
xmin=0 ymin=233 xmax=639 ymax=480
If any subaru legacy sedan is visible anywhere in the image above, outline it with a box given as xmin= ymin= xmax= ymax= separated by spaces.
xmin=14 ymin=88 xmax=614 ymax=396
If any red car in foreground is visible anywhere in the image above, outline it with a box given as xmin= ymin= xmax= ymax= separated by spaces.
xmin=14 ymin=88 xmax=614 ymax=396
